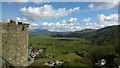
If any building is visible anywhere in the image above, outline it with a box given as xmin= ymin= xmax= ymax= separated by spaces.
xmin=2 ymin=20 xmax=29 ymax=66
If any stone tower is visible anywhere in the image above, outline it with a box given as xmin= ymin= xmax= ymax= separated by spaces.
xmin=0 ymin=22 xmax=2 ymax=68
xmin=2 ymin=20 xmax=29 ymax=66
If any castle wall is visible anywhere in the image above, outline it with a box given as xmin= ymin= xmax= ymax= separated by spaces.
xmin=2 ymin=21 xmax=29 ymax=66
xmin=0 ymin=2 xmax=2 ymax=67
xmin=0 ymin=26 xmax=1 ymax=66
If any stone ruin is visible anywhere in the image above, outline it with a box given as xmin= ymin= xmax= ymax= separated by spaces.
xmin=0 ymin=20 xmax=32 ymax=67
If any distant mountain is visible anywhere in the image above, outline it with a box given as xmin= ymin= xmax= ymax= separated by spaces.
xmin=29 ymin=28 xmax=51 ymax=35
xmin=34 ymin=29 xmax=49 ymax=32
xmin=75 ymin=29 xmax=95 ymax=33
xmin=52 ymin=29 xmax=96 ymax=37
xmin=29 ymin=28 xmax=73 ymax=36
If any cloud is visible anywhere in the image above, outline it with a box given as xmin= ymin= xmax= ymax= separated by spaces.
xmin=68 ymin=18 xmax=77 ymax=23
xmin=60 ymin=18 xmax=77 ymax=23
xmin=88 ymin=4 xmax=94 ymax=9
xmin=41 ymin=22 xmax=81 ymax=32
xmin=30 ymin=23 xmax=39 ymax=27
xmin=16 ymin=17 xmax=20 ymax=21
xmin=86 ymin=22 xmax=92 ymax=25
xmin=82 ymin=18 xmax=91 ymax=22
xmin=97 ymin=14 xmax=118 ymax=28
xmin=29 ymin=17 xmax=80 ymax=32
xmin=29 ymin=13 xmax=119 ymax=32
xmin=29 ymin=23 xmax=40 ymax=29
xmin=16 ymin=17 xmax=28 ymax=22
xmin=20 ymin=5 xmax=80 ymax=20
xmin=82 ymin=14 xmax=119 ymax=29
xmin=88 ymin=1 xmax=118 ymax=10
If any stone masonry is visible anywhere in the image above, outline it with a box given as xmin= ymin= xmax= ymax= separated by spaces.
xmin=2 ymin=20 xmax=29 ymax=66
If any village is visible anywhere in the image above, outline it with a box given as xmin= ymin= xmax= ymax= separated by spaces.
xmin=28 ymin=44 xmax=64 ymax=67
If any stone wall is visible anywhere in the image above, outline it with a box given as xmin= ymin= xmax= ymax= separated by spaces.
xmin=0 ymin=22 xmax=2 ymax=68
xmin=2 ymin=20 xmax=29 ymax=66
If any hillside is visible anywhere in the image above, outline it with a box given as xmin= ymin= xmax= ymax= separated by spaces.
xmin=87 ymin=25 xmax=120 ymax=46
xmin=52 ymin=25 xmax=120 ymax=46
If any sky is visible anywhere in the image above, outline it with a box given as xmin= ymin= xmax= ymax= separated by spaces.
xmin=2 ymin=1 xmax=119 ymax=32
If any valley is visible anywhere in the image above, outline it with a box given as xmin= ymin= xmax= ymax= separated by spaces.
xmin=29 ymin=25 xmax=120 ymax=68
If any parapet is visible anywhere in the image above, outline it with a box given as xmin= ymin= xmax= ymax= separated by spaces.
xmin=7 ymin=19 xmax=29 ymax=30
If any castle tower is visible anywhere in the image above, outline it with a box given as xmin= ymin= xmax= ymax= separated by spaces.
xmin=2 ymin=20 xmax=29 ymax=66
xmin=0 ymin=22 xmax=2 ymax=68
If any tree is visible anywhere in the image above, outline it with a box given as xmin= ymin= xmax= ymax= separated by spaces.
xmin=87 ymin=45 xmax=117 ymax=67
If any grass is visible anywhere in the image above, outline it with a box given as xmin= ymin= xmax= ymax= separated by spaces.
xmin=29 ymin=35 xmax=95 ymax=66
xmin=36 ymin=53 xmax=81 ymax=62
xmin=30 ymin=53 xmax=81 ymax=66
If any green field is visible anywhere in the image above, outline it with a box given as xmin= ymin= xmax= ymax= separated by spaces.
xmin=29 ymin=35 xmax=96 ymax=66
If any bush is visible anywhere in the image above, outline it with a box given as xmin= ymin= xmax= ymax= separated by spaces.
xmin=114 ymin=57 xmax=120 ymax=66
xmin=87 ymin=45 xmax=117 ymax=67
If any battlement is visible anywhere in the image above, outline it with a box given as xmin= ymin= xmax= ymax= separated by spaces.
xmin=6 ymin=19 xmax=29 ymax=30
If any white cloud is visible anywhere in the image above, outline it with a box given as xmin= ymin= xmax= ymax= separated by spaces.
xmin=82 ymin=18 xmax=91 ymax=22
xmin=16 ymin=17 xmax=21 ymax=21
xmin=29 ymin=13 xmax=119 ymax=32
xmin=20 ymin=5 xmax=80 ymax=20
xmin=29 ymin=17 xmax=80 ymax=32
xmin=31 ymin=23 xmax=39 ymax=27
xmin=88 ymin=4 xmax=94 ymax=9
xmin=16 ymin=17 xmax=28 ymax=22
xmin=22 ymin=18 xmax=27 ymax=21
xmin=86 ymin=22 xmax=92 ymax=25
xmin=29 ymin=23 xmax=39 ymax=29
xmin=88 ymin=1 xmax=118 ymax=10
xmin=68 ymin=18 xmax=77 ymax=23
xmin=82 ymin=14 xmax=119 ymax=29
xmin=97 ymin=14 xmax=118 ymax=28
xmin=29 ymin=23 xmax=40 ymax=30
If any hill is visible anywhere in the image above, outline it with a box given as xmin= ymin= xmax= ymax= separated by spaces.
xmin=52 ymin=25 xmax=120 ymax=46
xmin=87 ymin=25 xmax=120 ymax=46
xmin=75 ymin=29 xmax=95 ymax=33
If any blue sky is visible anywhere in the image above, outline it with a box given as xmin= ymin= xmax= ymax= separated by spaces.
xmin=2 ymin=2 xmax=119 ymax=32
